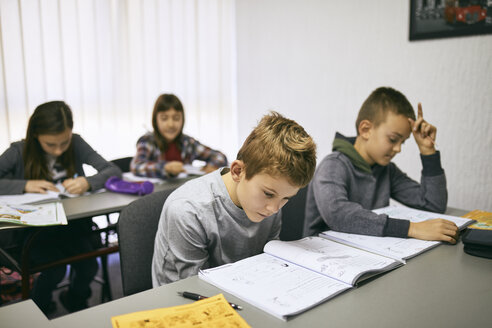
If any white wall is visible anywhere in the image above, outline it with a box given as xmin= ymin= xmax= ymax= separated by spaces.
xmin=235 ymin=0 xmax=492 ymax=211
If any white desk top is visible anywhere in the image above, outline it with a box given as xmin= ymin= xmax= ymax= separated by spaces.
xmin=0 ymin=299 xmax=53 ymax=328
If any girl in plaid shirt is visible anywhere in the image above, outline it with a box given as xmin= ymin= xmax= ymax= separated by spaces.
xmin=131 ymin=94 xmax=228 ymax=179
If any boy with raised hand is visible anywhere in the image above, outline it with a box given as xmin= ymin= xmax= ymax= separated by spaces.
xmin=152 ymin=112 xmax=317 ymax=285
xmin=304 ymin=87 xmax=458 ymax=243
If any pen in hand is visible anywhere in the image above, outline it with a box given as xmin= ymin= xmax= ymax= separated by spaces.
xmin=178 ymin=291 xmax=243 ymax=310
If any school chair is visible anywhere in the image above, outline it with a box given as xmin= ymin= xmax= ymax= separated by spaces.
xmin=279 ymin=186 xmax=308 ymax=241
xmin=110 ymin=157 xmax=133 ymax=173
xmin=117 ymin=187 xmax=176 ymax=296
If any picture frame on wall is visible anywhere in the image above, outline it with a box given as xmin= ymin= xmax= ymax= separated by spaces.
xmin=409 ymin=0 xmax=492 ymax=40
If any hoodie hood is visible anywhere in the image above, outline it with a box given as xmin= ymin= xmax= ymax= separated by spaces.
xmin=332 ymin=132 xmax=372 ymax=174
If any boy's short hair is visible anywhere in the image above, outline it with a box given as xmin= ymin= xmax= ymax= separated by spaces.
xmin=355 ymin=87 xmax=416 ymax=135
xmin=236 ymin=112 xmax=316 ymax=187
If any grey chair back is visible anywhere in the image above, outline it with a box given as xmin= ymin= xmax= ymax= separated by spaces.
xmin=117 ymin=188 xmax=176 ymax=296
xmin=111 ymin=157 xmax=133 ymax=173
xmin=279 ymin=186 xmax=308 ymax=241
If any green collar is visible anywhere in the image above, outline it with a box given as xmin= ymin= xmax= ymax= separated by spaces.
xmin=332 ymin=133 xmax=372 ymax=174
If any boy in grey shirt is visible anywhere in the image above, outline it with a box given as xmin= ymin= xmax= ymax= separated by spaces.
xmin=152 ymin=112 xmax=317 ymax=285
xmin=304 ymin=87 xmax=458 ymax=243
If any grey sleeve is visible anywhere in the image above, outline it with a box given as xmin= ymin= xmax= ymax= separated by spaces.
xmin=0 ymin=145 xmax=27 ymax=195
xmin=75 ymin=137 xmax=122 ymax=190
xmin=152 ymin=199 xmax=209 ymax=286
xmin=267 ymin=211 xmax=282 ymax=241
xmin=312 ymin=158 xmax=395 ymax=237
xmin=390 ymin=152 xmax=447 ymax=213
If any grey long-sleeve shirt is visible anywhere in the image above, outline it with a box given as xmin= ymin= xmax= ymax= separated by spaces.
xmin=303 ymin=133 xmax=447 ymax=238
xmin=0 ymin=134 xmax=121 ymax=195
xmin=151 ymin=168 xmax=282 ymax=286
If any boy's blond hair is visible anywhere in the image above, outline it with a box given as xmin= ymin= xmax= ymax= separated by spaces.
xmin=355 ymin=87 xmax=416 ymax=135
xmin=236 ymin=112 xmax=316 ymax=187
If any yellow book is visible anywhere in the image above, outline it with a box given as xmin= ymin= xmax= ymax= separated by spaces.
xmin=462 ymin=210 xmax=492 ymax=230
xmin=111 ymin=293 xmax=250 ymax=328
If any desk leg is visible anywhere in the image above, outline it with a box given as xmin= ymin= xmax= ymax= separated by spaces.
xmin=100 ymin=254 xmax=112 ymax=302
xmin=21 ymin=229 xmax=42 ymax=299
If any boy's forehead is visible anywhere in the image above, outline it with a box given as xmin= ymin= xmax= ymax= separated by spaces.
xmin=252 ymin=172 xmax=299 ymax=194
xmin=379 ymin=112 xmax=412 ymax=136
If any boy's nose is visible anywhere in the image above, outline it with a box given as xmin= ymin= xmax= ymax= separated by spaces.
xmin=266 ymin=202 xmax=281 ymax=214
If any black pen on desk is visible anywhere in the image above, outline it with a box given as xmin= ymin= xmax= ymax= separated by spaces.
xmin=178 ymin=291 xmax=243 ymax=310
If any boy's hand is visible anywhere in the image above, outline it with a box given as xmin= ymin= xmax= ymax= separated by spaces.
xmin=25 ymin=180 xmax=60 ymax=194
xmin=408 ymin=103 xmax=437 ymax=155
xmin=62 ymin=177 xmax=90 ymax=195
xmin=407 ymin=219 xmax=459 ymax=244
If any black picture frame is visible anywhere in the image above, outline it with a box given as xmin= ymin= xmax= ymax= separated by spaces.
xmin=409 ymin=0 xmax=492 ymax=41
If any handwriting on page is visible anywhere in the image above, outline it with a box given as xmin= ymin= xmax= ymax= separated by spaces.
xmin=264 ymin=237 xmax=398 ymax=285
xmin=200 ymin=253 xmax=351 ymax=319
xmin=111 ymin=294 xmax=250 ymax=328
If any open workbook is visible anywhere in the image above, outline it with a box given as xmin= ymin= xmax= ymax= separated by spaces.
xmin=320 ymin=206 xmax=474 ymax=262
xmin=199 ymin=236 xmax=402 ymax=320
xmin=0 ymin=182 xmax=105 ymax=206
xmin=0 ymin=202 xmax=67 ymax=227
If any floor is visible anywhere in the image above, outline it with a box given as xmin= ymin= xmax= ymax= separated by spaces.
xmin=47 ymin=252 xmax=124 ymax=319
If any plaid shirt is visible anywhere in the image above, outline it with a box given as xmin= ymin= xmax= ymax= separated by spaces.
xmin=130 ymin=133 xmax=228 ymax=178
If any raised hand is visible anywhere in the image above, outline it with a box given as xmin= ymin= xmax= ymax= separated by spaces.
xmin=408 ymin=103 xmax=437 ymax=155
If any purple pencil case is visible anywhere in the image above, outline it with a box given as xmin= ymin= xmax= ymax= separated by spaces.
xmin=105 ymin=176 xmax=154 ymax=196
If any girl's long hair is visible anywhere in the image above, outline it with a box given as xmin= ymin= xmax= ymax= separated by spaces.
xmin=151 ymin=94 xmax=185 ymax=152
xmin=23 ymin=101 xmax=75 ymax=180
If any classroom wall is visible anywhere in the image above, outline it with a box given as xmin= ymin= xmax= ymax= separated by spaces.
xmin=235 ymin=0 xmax=492 ymax=211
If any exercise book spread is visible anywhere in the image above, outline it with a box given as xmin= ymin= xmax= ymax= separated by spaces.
xmin=0 ymin=202 xmax=67 ymax=227
xmin=199 ymin=236 xmax=402 ymax=320
xmin=0 ymin=182 xmax=98 ymax=205
xmin=321 ymin=206 xmax=473 ymax=262
xmin=199 ymin=206 xmax=474 ymax=320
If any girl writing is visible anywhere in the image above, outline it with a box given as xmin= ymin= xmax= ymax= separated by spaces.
xmin=0 ymin=101 xmax=121 ymax=314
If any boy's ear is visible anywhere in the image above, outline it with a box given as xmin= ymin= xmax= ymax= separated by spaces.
xmin=358 ymin=120 xmax=373 ymax=140
xmin=230 ymin=160 xmax=245 ymax=182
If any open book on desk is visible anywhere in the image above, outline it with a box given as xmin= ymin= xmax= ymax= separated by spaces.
xmin=199 ymin=236 xmax=402 ymax=320
xmin=0 ymin=202 xmax=67 ymax=227
xmin=320 ymin=205 xmax=474 ymax=262
xmin=0 ymin=184 xmax=101 ymax=205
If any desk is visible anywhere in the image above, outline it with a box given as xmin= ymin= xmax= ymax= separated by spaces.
xmin=0 ymin=176 xmax=195 ymax=225
xmin=50 ymin=209 xmax=492 ymax=328
xmin=0 ymin=177 xmax=194 ymax=299
xmin=0 ymin=299 xmax=54 ymax=328
xmin=62 ymin=177 xmax=195 ymax=220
